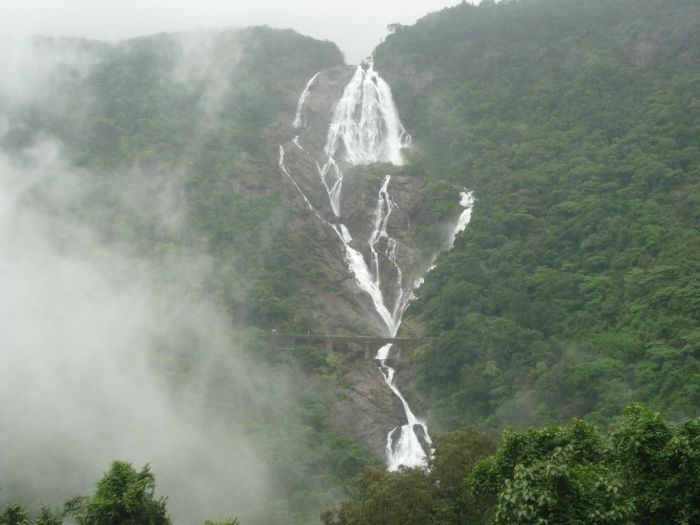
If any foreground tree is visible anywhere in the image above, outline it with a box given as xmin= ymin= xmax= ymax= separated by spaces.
xmin=470 ymin=419 xmax=632 ymax=525
xmin=0 ymin=505 xmax=65 ymax=525
xmin=470 ymin=405 xmax=700 ymax=525
xmin=611 ymin=404 xmax=700 ymax=524
xmin=2 ymin=462 xmax=241 ymax=525
xmin=322 ymin=406 xmax=700 ymax=525
xmin=321 ymin=426 xmax=495 ymax=525
xmin=67 ymin=462 xmax=170 ymax=525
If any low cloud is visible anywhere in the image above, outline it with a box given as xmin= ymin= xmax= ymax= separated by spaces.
xmin=0 ymin=137 xmax=279 ymax=522
xmin=0 ymin=0 xmax=476 ymax=64
xmin=171 ymin=30 xmax=244 ymax=124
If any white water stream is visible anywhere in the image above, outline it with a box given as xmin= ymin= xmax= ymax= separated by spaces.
xmin=279 ymin=61 xmax=474 ymax=470
xmin=448 ymin=191 xmax=475 ymax=248
xmin=292 ymin=72 xmax=320 ymax=129
xmin=317 ymin=58 xmax=410 ymax=217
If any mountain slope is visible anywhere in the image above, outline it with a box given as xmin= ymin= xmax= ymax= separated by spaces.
xmin=0 ymin=23 xmax=469 ymax=523
xmin=374 ymin=0 xmax=700 ymax=430
xmin=0 ymin=28 xmax=374 ymax=525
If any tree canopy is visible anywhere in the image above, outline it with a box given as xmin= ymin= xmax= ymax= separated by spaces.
xmin=324 ymin=405 xmax=700 ymax=525
xmin=374 ymin=0 xmax=700 ymax=432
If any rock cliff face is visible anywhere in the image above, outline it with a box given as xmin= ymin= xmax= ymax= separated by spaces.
xmin=273 ymin=66 xmax=463 ymax=457
xmin=319 ymin=357 xmax=406 ymax=458
xmin=277 ymin=66 xmax=456 ymax=332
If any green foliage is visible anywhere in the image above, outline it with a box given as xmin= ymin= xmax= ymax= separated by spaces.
xmin=321 ymin=426 xmax=495 ymax=525
xmin=0 ymin=26 xmax=372 ymax=524
xmin=0 ymin=505 xmax=64 ymax=525
xmin=295 ymin=345 xmax=329 ymax=372
xmin=75 ymin=462 xmax=170 ymax=525
xmin=203 ymin=518 xmax=240 ymax=525
xmin=1 ymin=463 xmax=171 ymax=525
xmin=611 ymin=404 xmax=700 ymax=524
xmin=374 ymin=0 xmax=700 ymax=430
xmin=322 ymin=467 xmax=435 ymax=525
xmin=469 ymin=406 xmax=700 ymax=525
xmin=471 ymin=420 xmax=632 ymax=524
xmin=1 ymin=466 xmax=245 ymax=525
xmin=326 ymin=407 xmax=700 ymax=525
xmin=5 ymin=26 xmax=340 ymax=336
xmin=0 ymin=505 xmax=31 ymax=525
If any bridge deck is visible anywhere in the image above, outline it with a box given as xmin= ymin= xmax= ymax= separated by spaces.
xmin=271 ymin=332 xmax=432 ymax=351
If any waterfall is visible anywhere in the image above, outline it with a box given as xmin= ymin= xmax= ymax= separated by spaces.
xmin=280 ymin=64 xmax=475 ymax=471
xmin=376 ymin=191 xmax=474 ymax=471
xmin=325 ymin=59 xmax=409 ymax=166
xmin=318 ymin=58 xmax=410 ymax=217
xmin=317 ymin=158 xmax=344 ymax=218
xmin=278 ymin=145 xmax=315 ymax=214
xmin=448 ymin=191 xmax=475 ymax=248
xmin=377 ymin=343 xmax=432 ymax=470
xmin=292 ymin=72 xmax=320 ymax=129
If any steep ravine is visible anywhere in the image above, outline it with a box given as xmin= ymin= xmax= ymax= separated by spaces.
xmin=277 ymin=60 xmax=475 ymax=466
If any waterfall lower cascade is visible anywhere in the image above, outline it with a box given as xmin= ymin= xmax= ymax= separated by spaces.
xmin=281 ymin=59 xmax=475 ymax=470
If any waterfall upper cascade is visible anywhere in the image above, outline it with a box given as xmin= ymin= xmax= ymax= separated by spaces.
xmin=317 ymin=59 xmax=410 ymax=217
xmin=325 ymin=60 xmax=409 ymax=166
xmin=279 ymin=61 xmax=475 ymax=470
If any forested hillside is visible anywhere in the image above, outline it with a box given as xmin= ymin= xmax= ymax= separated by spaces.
xmin=4 ymin=27 xmax=343 ymax=332
xmin=3 ymin=1 xmax=700 ymax=524
xmin=375 ymin=0 xmax=700 ymax=430
xmin=0 ymin=28 xmax=383 ymax=525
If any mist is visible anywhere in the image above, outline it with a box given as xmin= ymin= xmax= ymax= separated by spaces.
xmin=0 ymin=135 xmax=286 ymax=521
xmin=0 ymin=28 xmax=307 ymax=522
xmin=0 ymin=1 xmax=484 ymax=522
xmin=1 ymin=0 xmax=478 ymax=63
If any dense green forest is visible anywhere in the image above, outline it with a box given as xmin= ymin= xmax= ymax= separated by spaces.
xmin=4 ymin=406 xmax=698 ymax=525
xmin=0 ymin=27 xmax=379 ymax=525
xmin=10 ymin=26 xmax=343 ymax=333
xmin=322 ymin=405 xmax=700 ymax=525
xmin=3 ymin=0 xmax=700 ymax=523
xmin=375 ymin=0 xmax=700 ymax=431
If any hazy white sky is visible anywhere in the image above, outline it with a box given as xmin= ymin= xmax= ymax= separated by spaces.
xmin=3 ymin=0 xmax=477 ymax=63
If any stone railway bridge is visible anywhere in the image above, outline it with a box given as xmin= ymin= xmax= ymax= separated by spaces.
xmin=271 ymin=332 xmax=432 ymax=357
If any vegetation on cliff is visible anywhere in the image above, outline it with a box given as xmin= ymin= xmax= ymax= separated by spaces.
xmin=0 ymin=27 xmax=378 ymax=525
xmin=3 ymin=0 xmax=700 ymax=523
xmin=375 ymin=0 xmax=700 ymax=431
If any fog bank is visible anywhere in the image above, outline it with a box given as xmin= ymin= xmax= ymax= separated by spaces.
xmin=1 ymin=0 xmax=477 ymax=63
xmin=0 ymin=137 xmax=280 ymax=522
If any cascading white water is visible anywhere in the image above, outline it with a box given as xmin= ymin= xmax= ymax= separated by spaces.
xmin=448 ymin=190 xmax=475 ymax=248
xmin=325 ymin=59 xmax=409 ymax=166
xmin=377 ymin=191 xmax=474 ymax=471
xmin=368 ymin=176 xmax=416 ymax=325
xmin=292 ymin=72 xmax=320 ymax=129
xmin=377 ymin=343 xmax=432 ymax=470
xmin=317 ymin=158 xmax=344 ymax=218
xmin=318 ymin=58 xmax=410 ymax=217
xmin=333 ymin=223 xmax=396 ymax=332
xmin=278 ymin=145 xmax=318 ymax=216
xmin=280 ymin=65 xmax=475 ymax=470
